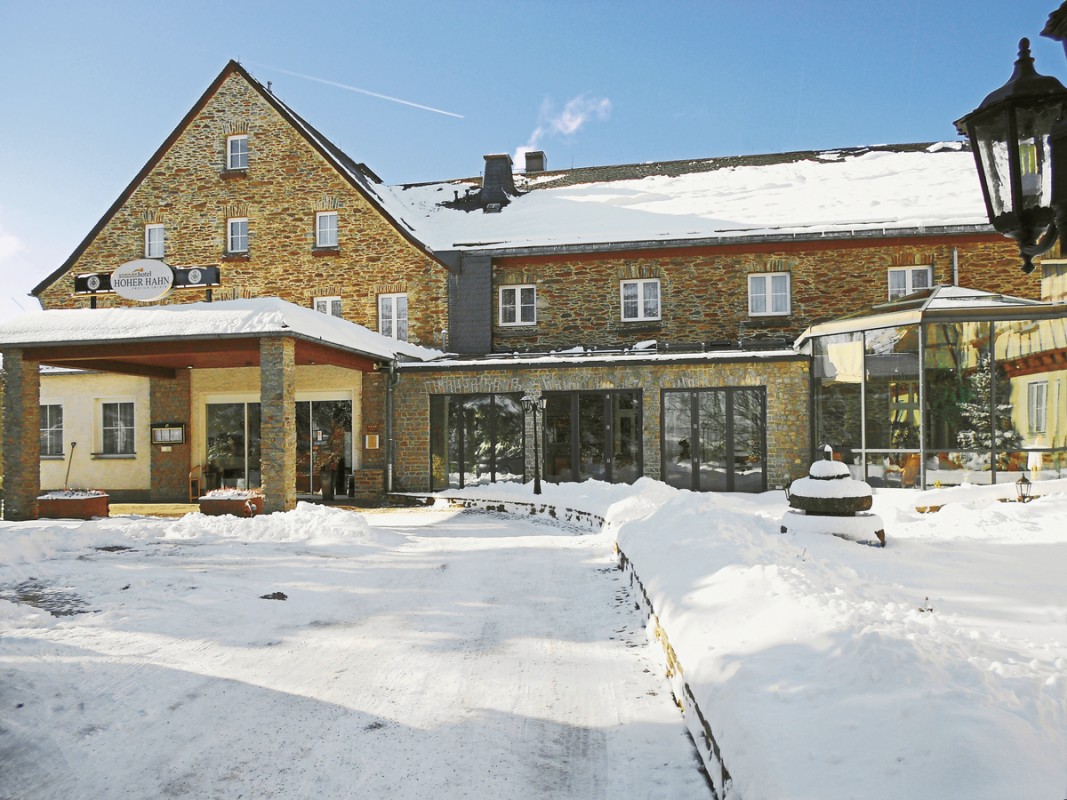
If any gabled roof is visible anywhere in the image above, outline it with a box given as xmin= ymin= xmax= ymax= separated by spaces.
xmin=32 ymin=60 xmax=442 ymax=299
xmin=379 ymin=142 xmax=996 ymax=255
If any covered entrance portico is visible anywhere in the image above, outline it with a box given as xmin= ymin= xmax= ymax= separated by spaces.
xmin=0 ymin=299 xmax=439 ymax=520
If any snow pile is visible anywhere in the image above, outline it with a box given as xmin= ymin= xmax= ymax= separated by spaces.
xmin=164 ymin=502 xmax=405 ymax=546
xmin=435 ymin=477 xmax=1067 ymax=799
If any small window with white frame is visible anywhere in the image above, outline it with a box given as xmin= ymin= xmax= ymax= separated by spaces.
xmin=499 ymin=285 xmax=536 ymax=326
xmin=99 ymin=400 xmax=135 ymax=456
xmin=315 ymin=211 xmax=338 ymax=248
xmin=227 ymin=134 xmax=248 ymax=170
xmin=144 ymin=223 xmax=164 ymax=259
xmin=748 ymin=272 xmax=791 ymax=316
xmin=40 ymin=404 xmax=63 ymax=458
xmin=1028 ymin=380 xmax=1048 ymax=434
xmin=888 ymin=266 xmax=932 ymax=300
xmin=227 ymin=217 xmax=248 ymax=253
xmin=620 ymin=278 xmax=660 ymax=321
xmin=314 ymin=296 xmax=342 ymax=318
xmin=379 ymin=293 xmax=408 ymax=341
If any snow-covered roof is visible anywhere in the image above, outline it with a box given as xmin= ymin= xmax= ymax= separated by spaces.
xmin=0 ymin=298 xmax=443 ymax=363
xmin=376 ymin=143 xmax=992 ymax=253
xmin=794 ymin=284 xmax=1060 ymax=348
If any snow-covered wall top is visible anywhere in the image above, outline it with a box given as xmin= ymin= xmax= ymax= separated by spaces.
xmin=0 ymin=298 xmax=443 ymax=362
xmin=380 ymin=143 xmax=989 ymax=252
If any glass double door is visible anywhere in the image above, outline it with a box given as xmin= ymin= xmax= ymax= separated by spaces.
xmin=204 ymin=399 xmax=351 ymax=494
xmin=544 ymin=391 xmax=641 ymax=484
xmin=662 ymin=388 xmax=766 ymax=492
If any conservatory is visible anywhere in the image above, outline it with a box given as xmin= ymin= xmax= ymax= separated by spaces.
xmin=796 ymin=286 xmax=1067 ymax=490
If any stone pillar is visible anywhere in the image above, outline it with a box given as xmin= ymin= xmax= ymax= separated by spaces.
xmin=2 ymin=349 xmax=41 ymax=520
xmin=260 ymin=337 xmax=296 ymax=513
xmin=150 ymin=370 xmax=192 ymax=503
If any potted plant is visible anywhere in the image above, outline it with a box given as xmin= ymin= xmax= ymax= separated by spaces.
xmin=198 ymin=487 xmax=264 ymax=517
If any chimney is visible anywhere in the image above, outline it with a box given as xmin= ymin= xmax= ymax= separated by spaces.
xmin=524 ymin=150 xmax=547 ymax=173
xmin=481 ymin=154 xmax=516 ymax=207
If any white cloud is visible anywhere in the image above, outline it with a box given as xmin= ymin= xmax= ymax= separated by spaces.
xmin=515 ymin=93 xmax=613 ymax=165
xmin=0 ymin=227 xmax=24 ymax=265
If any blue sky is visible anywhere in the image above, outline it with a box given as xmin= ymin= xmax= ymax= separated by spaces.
xmin=1 ymin=0 xmax=1064 ymax=320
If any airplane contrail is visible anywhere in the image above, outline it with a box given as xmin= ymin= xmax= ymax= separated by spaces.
xmin=247 ymin=62 xmax=464 ymax=119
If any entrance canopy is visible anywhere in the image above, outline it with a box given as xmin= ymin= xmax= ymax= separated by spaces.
xmin=0 ymin=297 xmax=442 ymax=376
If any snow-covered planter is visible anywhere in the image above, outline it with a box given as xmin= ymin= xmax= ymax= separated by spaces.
xmin=781 ymin=450 xmax=884 ymax=546
xmin=198 ymin=489 xmax=264 ymax=518
xmin=37 ymin=490 xmax=110 ymax=520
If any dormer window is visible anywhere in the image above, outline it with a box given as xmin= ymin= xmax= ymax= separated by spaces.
xmin=144 ymin=223 xmax=164 ymax=259
xmin=227 ymin=135 xmax=248 ymax=171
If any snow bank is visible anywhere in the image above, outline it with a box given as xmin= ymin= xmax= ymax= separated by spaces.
xmin=428 ymin=478 xmax=1067 ymax=799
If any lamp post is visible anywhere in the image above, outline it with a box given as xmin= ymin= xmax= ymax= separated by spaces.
xmin=1016 ymin=473 xmax=1034 ymax=502
xmin=955 ymin=8 xmax=1067 ymax=273
xmin=521 ymin=394 xmax=547 ymax=495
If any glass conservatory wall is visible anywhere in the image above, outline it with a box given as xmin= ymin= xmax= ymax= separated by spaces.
xmin=863 ymin=324 xmax=921 ymax=487
xmin=812 ymin=315 xmax=1067 ymax=489
xmin=812 ymin=332 xmax=863 ymax=472
xmin=994 ymin=317 xmax=1067 ymax=483
xmin=923 ymin=321 xmax=994 ymax=486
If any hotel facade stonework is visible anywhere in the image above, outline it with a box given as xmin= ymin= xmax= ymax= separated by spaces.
xmin=4 ymin=59 xmax=1064 ymax=517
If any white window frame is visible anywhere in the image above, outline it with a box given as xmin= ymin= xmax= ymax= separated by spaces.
xmin=748 ymin=272 xmax=792 ymax=316
xmin=1028 ymin=380 xmax=1049 ymax=434
xmin=315 ymin=211 xmax=339 ymax=248
xmin=314 ymin=296 xmax=342 ymax=318
xmin=227 ymin=217 xmax=248 ymax=253
xmin=379 ymin=293 xmax=409 ymax=341
xmin=144 ymin=223 xmax=165 ymax=259
xmin=620 ymin=278 xmax=660 ymax=322
xmin=499 ymin=285 xmax=536 ymax=326
xmin=888 ymin=266 xmax=932 ymax=300
xmin=227 ymin=134 xmax=248 ymax=170
xmin=40 ymin=403 xmax=64 ymax=458
xmin=98 ymin=399 xmax=136 ymax=457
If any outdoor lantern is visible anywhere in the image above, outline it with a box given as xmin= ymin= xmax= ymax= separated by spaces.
xmin=1016 ymin=474 xmax=1034 ymax=502
xmin=521 ymin=394 xmax=547 ymax=495
xmin=956 ymin=38 xmax=1067 ymax=272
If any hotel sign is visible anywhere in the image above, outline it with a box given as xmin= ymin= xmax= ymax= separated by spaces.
xmin=110 ymin=259 xmax=174 ymax=301
xmin=74 ymin=264 xmax=221 ymax=299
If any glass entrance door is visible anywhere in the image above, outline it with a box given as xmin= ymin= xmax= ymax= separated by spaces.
xmin=662 ymin=388 xmax=766 ymax=492
xmin=295 ymin=400 xmax=352 ymax=495
xmin=205 ymin=402 xmax=261 ymax=490
xmin=544 ymin=391 xmax=642 ymax=484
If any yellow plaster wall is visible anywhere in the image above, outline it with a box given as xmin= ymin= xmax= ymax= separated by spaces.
xmin=40 ymin=371 xmax=151 ymax=491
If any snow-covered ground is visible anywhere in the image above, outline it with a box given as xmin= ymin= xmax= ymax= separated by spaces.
xmin=2 ymin=479 xmax=1065 ymax=799
xmin=0 ymin=503 xmax=708 ymax=799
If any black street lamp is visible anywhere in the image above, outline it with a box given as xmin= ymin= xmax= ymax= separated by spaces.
xmin=521 ymin=394 xmax=547 ymax=495
xmin=956 ymin=13 xmax=1067 ymax=273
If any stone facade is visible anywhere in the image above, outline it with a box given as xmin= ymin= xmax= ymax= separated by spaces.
xmin=149 ymin=371 xmax=192 ymax=503
xmin=2 ymin=350 xmax=40 ymax=520
xmin=260 ymin=338 xmax=297 ymax=513
xmin=35 ymin=67 xmax=449 ymax=351
xmin=391 ymin=356 xmax=810 ymax=492
xmin=491 ymin=236 xmax=1038 ymax=352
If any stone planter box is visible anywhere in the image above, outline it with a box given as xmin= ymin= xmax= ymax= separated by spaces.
xmin=198 ymin=494 xmax=264 ymax=517
xmin=37 ymin=493 xmax=110 ymax=520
